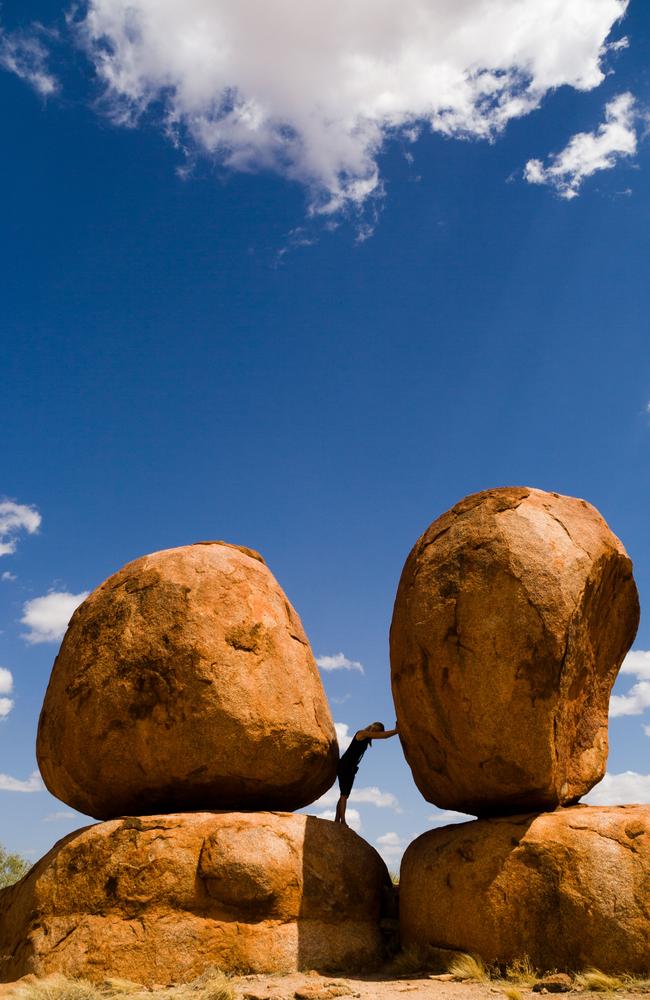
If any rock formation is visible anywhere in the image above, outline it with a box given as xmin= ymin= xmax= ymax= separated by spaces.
xmin=0 ymin=813 xmax=393 ymax=983
xmin=390 ymin=487 xmax=639 ymax=815
xmin=37 ymin=541 xmax=338 ymax=819
xmin=399 ymin=805 xmax=650 ymax=973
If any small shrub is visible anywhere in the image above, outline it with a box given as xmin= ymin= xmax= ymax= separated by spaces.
xmin=388 ymin=944 xmax=435 ymax=975
xmin=185 ymin=969 xmax=234 ymax=1000
xmin=0 ymin=845 xmax=31 ymax=889
xmin=388 ymin=870 xmax=400 ymax=886
xmin=448 ymin=953 xmax=489 ymax=983
xmin=501 ymin=987 xmax=523 ymax=1000
xmin=576 ymin=969 xmax=624 ymax=992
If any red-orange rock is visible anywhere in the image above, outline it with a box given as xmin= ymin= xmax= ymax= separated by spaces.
xmin=0 ymin=813 xmax=392 ymax=984
xmin=400 ymin=805 xmax=650 ymax=973
xmin=390 ymin=488 xmax=639 ymax=815
xmin=37 ymin=543 xmax=337 ymax=819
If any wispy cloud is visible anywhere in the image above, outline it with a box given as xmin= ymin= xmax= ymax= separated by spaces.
xmin=428 ymin=808 xmax=474 ymax=827
xmin=0 ymin=24 xmax=57 ymax=96
xmin=74 ymin=0 xmax=629 ymax=214
xmin=1 ymin=571 xmax=16 ymax=582
xmin=0 ymin=770 xmax=44 ymax=793
xmin=0 ymin=499 xmax=41 ymax=557
xmin=43 ymin=810 xmax=76 ymax=822
xmin=316 ymin=652 xmax=364 ymax=673
xmin=524 ymin=92 xmax=638 ymax=199
xmin=20 ymin=590 xmax=89 ymax=644
xmin=314 ymin=784 xmax=401 ymax=812
xmin=610 ymin=650 xmax=650 ymax=717
xmin=584 ymin=770 xmax=650 ymax=805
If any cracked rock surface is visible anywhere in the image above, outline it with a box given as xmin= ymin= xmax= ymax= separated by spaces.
xmin=399 ymin=805 xmax=650 ymax=973
xmin=390 ymin=487 xmax=639 ymax=816
xmin=0 ymin=813 xmax=392 ymax=984
xmin=37 ymin=542 xmax=338 ymax=819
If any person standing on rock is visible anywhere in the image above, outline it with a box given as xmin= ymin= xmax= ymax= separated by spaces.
xmin=335 ymin=722 xmax=399 ymax=825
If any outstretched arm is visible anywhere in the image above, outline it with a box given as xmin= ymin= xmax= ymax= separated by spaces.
xmin=355 ymin=725 xmax=399 ymax=740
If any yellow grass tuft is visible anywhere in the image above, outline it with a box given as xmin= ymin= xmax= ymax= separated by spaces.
xmin=500 ymin=987 xmax=523 ymax=1000
xmin=576 ymin=969 xmax=625 ymax=992
xmin=14 ymin=976 xmax=102 ymax=1000
xmin=505 ymin=956 xmax=539 ymax=987
xmin=448 ymin=953 xmax=489 ymax=983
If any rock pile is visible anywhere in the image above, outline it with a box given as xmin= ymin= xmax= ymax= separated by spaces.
xmin=393 ymin=488 xmax=647 ymax=972
xmin=1 ymin=542 xmax=392 ymax=984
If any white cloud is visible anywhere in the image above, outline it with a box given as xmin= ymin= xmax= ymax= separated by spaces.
xmin=1 ymin=571 xmax=16 ymax=581
xmin=0 ymin=770 xmax=44 ymax=793
xmin=316 ymin=807 xmax=362 ymax=833
xmin=0 ymin=667 xmax=14 ymax=720
xmin=428 ymin=808 xmax=474 ymax=826
xmin=43 ymin=811 xmax=76 ymax=822
xmin=621 ymin=650 xmax=650 ymax=681
xmin=0 ymin=500 xmax=41 ymax=557
xmin=334 ymin=722 xmax=353 ymax=752
xmin=376 ymin=830 xmax=408 ymax=861
xmin=0 ymin=24 xmax=57 ymax=96
xmin=317 ymin=653 xmax=364 ymax=673
xmin=313 ymin=784 xmax=401 ymax=812
xmin=644 ymin=725 xmax=650 ymax=737
xmin=20 ymin=590 xmax=89 ymax=644
xmin=76 ymin=0 xmax=628 ymax=213
xmin=584 ymin=771 xmax=650 ymax=805
xmin=524 ymin=92 xmax=637 ymax=199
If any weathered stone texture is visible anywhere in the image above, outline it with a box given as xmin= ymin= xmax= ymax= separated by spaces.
xmin=0 ymin=813 xmax=392 ymax=984
xmin=400 ymin=805 xmax=650 ymax=973
xmin=390 ymin=487 xmax=639 ymax=815
xmin=37 ymin=542 xmax=338 ymax=819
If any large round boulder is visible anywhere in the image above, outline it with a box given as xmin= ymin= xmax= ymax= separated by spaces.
xmin=390 ymin=487 xmax=639 ymax=815
xmin=0 ymin=812 xmax=393 ymax=984
xmin=37 ymin=542 xmax=338 ymax=819
xmin=399 ymin=805 xmax=650 ymax=973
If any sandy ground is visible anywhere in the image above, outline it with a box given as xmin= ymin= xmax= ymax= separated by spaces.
xmin=232 ymin=972 xmax=650 ymax=1000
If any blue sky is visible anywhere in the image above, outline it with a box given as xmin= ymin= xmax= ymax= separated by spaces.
xmin=1 ymin=0 xmax=650 ymax=868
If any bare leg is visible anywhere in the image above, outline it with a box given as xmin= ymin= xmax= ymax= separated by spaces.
xmin=335 ymin=795 xmax=348 ymax=825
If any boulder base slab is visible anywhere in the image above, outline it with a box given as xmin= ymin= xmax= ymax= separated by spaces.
xmin=37 ymin=542 xmax=338 ymax=819
xmin=391 ymin=487 xmax=639 ymax=815
xmin=400 ymin=805 xmax=650 ymax=973
xmin=0 ymin=813 xmax=392 ymax=984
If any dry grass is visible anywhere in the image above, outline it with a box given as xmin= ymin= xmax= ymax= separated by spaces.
xmin=576 ymin=969 xmax=626 ymax=992
xmin=448 ymin=953 xmax=489 ymax=983
xmin=500 ymin=987 xmax=523 ymax=1000
xmin=504 ymin=957 xmax=539 ymax=988
xmin=388 ymin=944 xmax=434 ymax=976
xmin=14 ymin=976 xmax=102 ymax=1000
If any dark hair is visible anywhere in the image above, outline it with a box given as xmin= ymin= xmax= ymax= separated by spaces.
xmin=368 ymin=722 xmax=385 ymax=731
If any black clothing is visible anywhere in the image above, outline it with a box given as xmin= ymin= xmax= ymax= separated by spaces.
xmin=337 ymin=735 xmax=371 ymax=797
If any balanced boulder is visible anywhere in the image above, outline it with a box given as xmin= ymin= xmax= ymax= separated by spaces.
xmin=0 ymin=813 xmax=392 ymax=984
xmin=37 ymin=542 xmax=338 ymax=819
xmin=399 ymin=805 xmax=650 ymax=973
xmin=390 ymin=487 xmax=639 ymax=815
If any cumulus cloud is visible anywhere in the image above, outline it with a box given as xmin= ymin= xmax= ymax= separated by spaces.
xmin=0 ymin=500 xmax=41 ymax=557
xmin=610 ymin=650 xmax=650 ymax=717
xmin=20 ymin=590 xmax=89 ymax=644
xmin=0 ymin=667 xmax=14 ymax=719
xmin=314 ymin=784 xmax=401 ymax=812
xmin=524 ymin=92 xmax=637 ymax=199
xmin=316 ymin=653 xmax=364 ymax=673
xmin=0 ymin=24 xmax=57 ymax=96
xmin=584 ymin=770 xmax=650 ymax=805
xmin=1 ymin=571 xmax=17 ymax=582
xmin=0 ymin=770 xmax=44 ymax=793
xmin=75 ymin=0 xmax=629 ymax=212
xmin=376 ymin=830 xmax=408 ymax=862
xmin=316 ymin=807 xmax=362 ymax=832
xmin=334 ymin=722 xmax=353 ymax=752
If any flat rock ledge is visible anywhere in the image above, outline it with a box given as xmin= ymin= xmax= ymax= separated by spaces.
xmin=400 ymin=804 xmax=650 ymax=974
xmin=0 ymin=813 xmax=393 ymax=985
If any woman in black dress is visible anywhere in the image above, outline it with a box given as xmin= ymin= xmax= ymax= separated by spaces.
xmin=334 ymin=721 xmax=399 ymax=825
